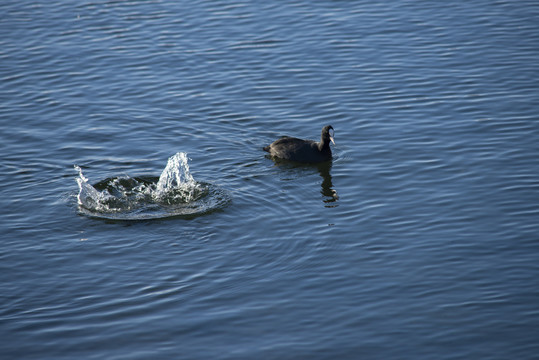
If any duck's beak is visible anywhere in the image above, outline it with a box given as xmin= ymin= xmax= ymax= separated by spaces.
xmin=330 ymin=136 xmax=335 ymax=145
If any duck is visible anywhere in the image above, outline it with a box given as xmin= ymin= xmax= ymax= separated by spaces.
xmin=263 ymin=125 xmax=335 ymax=163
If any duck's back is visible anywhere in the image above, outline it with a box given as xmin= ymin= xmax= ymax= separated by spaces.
xmin=264 ymin=136 xmax=331 ymax=163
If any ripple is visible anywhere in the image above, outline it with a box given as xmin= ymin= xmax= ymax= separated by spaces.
xmin=2 ymin=0 xmax=539 ymax=359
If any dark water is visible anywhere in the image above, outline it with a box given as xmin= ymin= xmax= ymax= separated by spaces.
xmin=2 ymin=1 xmax=539 ymax=358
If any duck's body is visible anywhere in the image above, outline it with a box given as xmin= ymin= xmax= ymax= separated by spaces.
xmin=263 ymin=125 xmax=335 ymax=163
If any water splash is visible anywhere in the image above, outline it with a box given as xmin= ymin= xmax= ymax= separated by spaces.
xmin=155 ymin=152 xmax=199 ymax=201
xmin=75 ymin=165 xmax=120 ymax=212
xmin=75 ymin=152 xmax=228 ymax=220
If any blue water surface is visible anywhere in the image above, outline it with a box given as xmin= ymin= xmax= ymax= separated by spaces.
xmin=1 ymin=1 xmax=539 ymax=359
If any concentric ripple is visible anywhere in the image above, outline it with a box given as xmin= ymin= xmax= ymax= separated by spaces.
xmin=75 ymin=152 xmax=229 ymax=220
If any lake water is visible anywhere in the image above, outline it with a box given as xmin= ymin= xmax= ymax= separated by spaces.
xmin=1 ymin=1 xmax=539 ymax=359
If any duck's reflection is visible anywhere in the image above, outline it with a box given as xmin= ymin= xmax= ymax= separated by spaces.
xmin=317 ymin=161 xmax=339 ymax=206
xmin=267 ymin=156 xmax=339 ymax=206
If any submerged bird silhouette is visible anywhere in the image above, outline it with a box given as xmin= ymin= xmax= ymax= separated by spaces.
xmin=263 ymin=125 xmax=335 ymax=163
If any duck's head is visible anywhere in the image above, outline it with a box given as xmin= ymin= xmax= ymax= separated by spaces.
xmin=321 ymin=125 xmax=335 ymax=146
